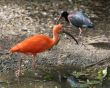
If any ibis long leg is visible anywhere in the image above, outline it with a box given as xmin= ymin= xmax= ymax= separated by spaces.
xmin=32 ymin=55 xmax=36 ymax=69
xmin=58 ymin=71 xmax=61 ymax=82
xmin=15 ymin=58 xmax=22 ymax=78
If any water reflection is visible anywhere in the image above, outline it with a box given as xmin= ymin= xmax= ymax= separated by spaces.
xmin=0 ymin=70 xmax=60 ymax=88
xmin=0 ymin=70 xmax=110 ymax=88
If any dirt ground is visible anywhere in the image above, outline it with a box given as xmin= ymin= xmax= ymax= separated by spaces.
xmin=0 ymin=0 xmax=110 ymax=76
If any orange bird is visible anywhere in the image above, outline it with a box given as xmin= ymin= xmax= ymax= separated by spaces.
xmin=10 ymin=24 xmax=62 ymax=77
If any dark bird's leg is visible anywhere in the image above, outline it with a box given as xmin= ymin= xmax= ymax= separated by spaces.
xmin=78 ymin=27 xmax=83 ymax=37
xmin=15 ymin=58 xmax=22 ymax=78
xmin=78 ymin=27 xmax=83 ymax=44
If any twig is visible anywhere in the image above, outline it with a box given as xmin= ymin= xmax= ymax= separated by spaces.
xmin=85 ymin=57 xmax=110 ymax=68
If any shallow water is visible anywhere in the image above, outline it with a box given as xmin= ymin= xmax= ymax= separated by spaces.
xmin=0 ymin=81 xmax=60 ymax=88
xmin=0 ymin=70 xmax=110 ymax=88
xmin=0 ymin=71 xmax=61 ymax=88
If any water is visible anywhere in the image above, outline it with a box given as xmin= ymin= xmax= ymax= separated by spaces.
xmin=0 ymin=71 xmax=61 ymax=88
xmin=0 ymin=70 xmax=110 ymax=88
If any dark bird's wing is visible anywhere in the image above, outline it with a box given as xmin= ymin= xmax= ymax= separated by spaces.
xmin=68 ymin=11 xmax=94 ymax=28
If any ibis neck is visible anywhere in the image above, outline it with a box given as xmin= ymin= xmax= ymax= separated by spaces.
xmin=52 ymin=30 xmax=59 ymax=45
xmin=64 ymin=17 xmax=69 ymax=22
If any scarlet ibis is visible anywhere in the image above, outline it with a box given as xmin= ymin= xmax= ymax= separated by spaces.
xmin=57 ymin=11 xmax=94 ymax=37
xmin=10 ymin=24 xmax=62 ymax=78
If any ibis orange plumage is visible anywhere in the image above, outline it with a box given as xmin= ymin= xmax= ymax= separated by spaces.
xmin=10 ymin=24 xmax=62 ymax=77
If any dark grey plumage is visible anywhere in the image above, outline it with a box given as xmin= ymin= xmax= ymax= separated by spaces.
xmin=68 ymin=11 xmax=94 ymax=28
xmin=58 ymin=11 xmax=94 ymax=36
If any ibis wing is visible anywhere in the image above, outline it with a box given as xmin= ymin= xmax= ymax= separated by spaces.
xmin=68 ymin=11 xmax=93 ymax=28
xmin=19 ymin=35 xmax=52 ymax=53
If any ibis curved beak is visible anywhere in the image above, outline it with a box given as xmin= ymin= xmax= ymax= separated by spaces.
xmin=61 ymin=30 xmax=79 ymax=45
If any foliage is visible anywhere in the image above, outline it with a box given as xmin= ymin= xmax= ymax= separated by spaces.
xmin=68 ymin=66 xmax=110 ymax=88
xmin=43 ymin=73 xmax=53 ymax=81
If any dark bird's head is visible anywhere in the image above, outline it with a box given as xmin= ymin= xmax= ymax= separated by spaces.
xmin=57 ymin=11 xmax=69 ymax=23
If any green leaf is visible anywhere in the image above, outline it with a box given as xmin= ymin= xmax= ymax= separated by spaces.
xmin=97 ymin=67 xmax=103 ymax=80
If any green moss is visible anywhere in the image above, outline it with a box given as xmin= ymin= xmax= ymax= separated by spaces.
xmin=43 ymin=73 xmax=53 ymax=81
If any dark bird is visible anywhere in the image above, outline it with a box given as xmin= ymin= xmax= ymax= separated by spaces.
xmin=57 ymin=11 xmax=94 ymax=37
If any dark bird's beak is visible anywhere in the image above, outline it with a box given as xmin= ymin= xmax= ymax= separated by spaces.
xmin=61 ymin=30 xmax=79 ymax=45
